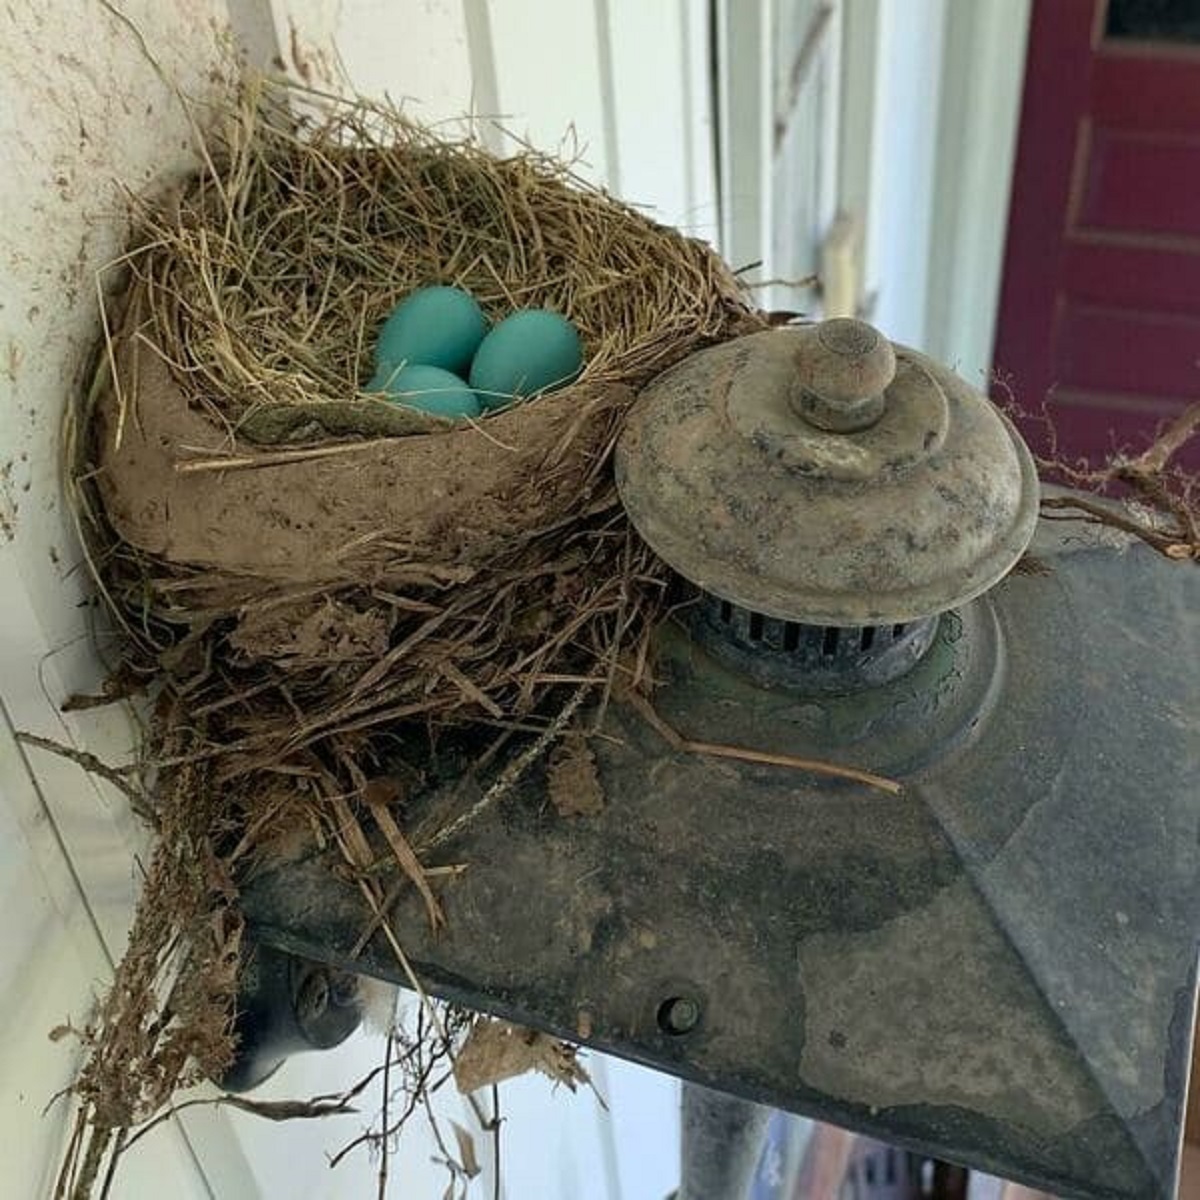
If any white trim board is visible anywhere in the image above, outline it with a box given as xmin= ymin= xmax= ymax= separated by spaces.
xmin=924 ymin=0 xmax=1032 ymax=386
xmin=837 ymin=0 xmax=1029 ymax=379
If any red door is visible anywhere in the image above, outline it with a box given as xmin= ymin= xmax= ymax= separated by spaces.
xmin=993 ymin=0 xmax=1200 ymax=470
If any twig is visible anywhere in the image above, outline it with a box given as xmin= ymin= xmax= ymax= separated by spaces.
xmin=1130 ymin=402 xmax=1200 ymax=474
xmin=310 ymin=763 xmax=496 ymax=1169
xmin=422 ymin=1090 xmax=459 ymax=1185
xmin=491 ymin=1084 xmax=502 ymax=1200
xmin=378 ymin=1030 xmax=392 ymax=1200
xmin=422 ymin=684 xmax=592 ymax=851
xmin=1039 ymin=494 xmax=1155 ymax=539
xmin=120 ymin=1092 xmax=359 ymax=1156
xmin=15 ymin=732 xmax=145 ymax=804
xmin=348 ymin=866 xmax=468 ymax=959
xmin=174 ymin=437 xmax=406 ymax=473
xmin=364 ymin=785 xmax=446 ymax=932
xmin=624 ymin=689 xmax=903 ymax=796
xmin=1039 ymin=493 xmax=1197 ymax=558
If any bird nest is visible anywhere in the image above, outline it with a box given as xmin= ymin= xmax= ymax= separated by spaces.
xmin=58 ymin=79 xmax=763 ymax=1196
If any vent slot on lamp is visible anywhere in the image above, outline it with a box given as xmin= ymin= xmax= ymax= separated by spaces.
xmin=694 ymin=588 xmax=939 ymax=695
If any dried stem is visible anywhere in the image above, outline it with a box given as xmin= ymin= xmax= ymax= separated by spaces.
xmin=377 ymin=1030 xmax=392 ymax=1200
xmin=995 ymin=378 xmax=1199 ymax=562
xmin=491 ymin=1085 xmax=502 ymax=1200
xmin=422 ymin=684 xmax=592 ymax=852
xmin=623 ymin=688 xmax=904 ymax=796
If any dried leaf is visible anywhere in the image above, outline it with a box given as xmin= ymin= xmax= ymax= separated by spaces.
xmin=547 ymin=733 xmax=605 ymax=818
xmin=449 ymin=1120 xmax=482 ymax=1178
xmin=229 ymin=597 xmax=390 ymax=668
xmin=454 ymin=1018 xmax=592 ymax=1095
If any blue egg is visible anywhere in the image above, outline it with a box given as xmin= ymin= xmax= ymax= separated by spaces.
xmin=375 ymin=286 xmax=488 ymax=375
xmin=369 ymin=363 xmax=481 ymax=420
xmin=468 ymin=309 xmax=583 ymax=412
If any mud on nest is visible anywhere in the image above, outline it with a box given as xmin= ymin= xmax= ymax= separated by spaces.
xmin=58 ymin=78 xmax=763 ymax=1196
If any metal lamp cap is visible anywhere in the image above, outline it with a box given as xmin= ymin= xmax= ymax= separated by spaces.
xmin=615 ymin=319 xmax=1040 ymax=627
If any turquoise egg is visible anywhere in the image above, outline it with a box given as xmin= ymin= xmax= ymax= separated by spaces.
xmin=468 ymin=309 xmax=583 ymax=412
xmin=369 ymin=363 xmax=481 ymax=420
xmin=374 ymin=286 xmax=488 ymax=375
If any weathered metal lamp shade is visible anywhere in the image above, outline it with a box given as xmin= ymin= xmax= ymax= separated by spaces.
xmin=615 ymin=319 xmax=1040 ymax=625
xmin=237 ymin=320 xmax=1198 ymax=1200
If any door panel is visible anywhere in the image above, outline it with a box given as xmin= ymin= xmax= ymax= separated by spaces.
xmin=1093 ymin=55 xmax=1200 ymax=128
xmin=1078 ymin=131 xmax=1200 ymax=238
xmin=1059 ymin=305 xmax=1200 ymax=396
xmin=770 ymin=0 xmax=841 ymax=314
xmin=993 ymin=0 xmax=1200 ymax=468
xmin=1063 ymin=241 xmax=1200 ymax=311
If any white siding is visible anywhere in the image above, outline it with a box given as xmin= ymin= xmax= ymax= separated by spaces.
xmin=923 ymin=0 xmax=1032 ymax=384
xmin=0 ymin=713 xmax=201 ymax=1200
xmin=838 ymin=0 xmax=1030 ymax=373
xmin=860 ymin=0 xmax=948 ymax=348
xmin=275 ymin=0 xmax=717 ymax=233
xmin=607 ymin=0 xmax=720 ymax=237
xmin=0 ymin=2 xmax=247 ymax=1193
xmin=486 ymin=0 xmax=614 ymax=182
xmin=716 ymin=0 xmax=841 ymax=313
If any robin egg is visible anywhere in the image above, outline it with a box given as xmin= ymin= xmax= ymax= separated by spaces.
xmin=374 ymin=286 xmax=488 ymax=376
xmin=468 ymin=309 xmax=583 ymax=412
xmin=369 ymin=363 xmax=481 ymax=420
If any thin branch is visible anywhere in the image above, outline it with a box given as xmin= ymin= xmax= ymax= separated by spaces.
xmin=378 ymin=1030 xmax=392 ymax=1200
xmin=364 ymin=785 xmax=445 ymax=932
xmin=1039 ymin=494 xmax=1158 ymax=539
xmin=174 ymin=437 xmax=410 ymax=473
xmin=422 ymin=684 xmax=592 ymax=852
xmin=491 ymin=1084 xmax=502 ymax=1200
xmin=15 ymin=732 xmax=146 ymax=804
xmin=1130 ymin=402 xmax=1200 ymax=474
xmin=121 ymin=1091 xmax=359 ymax=1157
xmin=624 ymin=688 xmax=903 ymax=796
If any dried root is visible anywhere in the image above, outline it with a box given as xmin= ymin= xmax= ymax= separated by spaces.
xmin=996 ymin=378 xmax=1200 ymax=562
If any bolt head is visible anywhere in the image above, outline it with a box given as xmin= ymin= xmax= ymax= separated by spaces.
xmin=658 ymin=995 xmax=701 ymax=1035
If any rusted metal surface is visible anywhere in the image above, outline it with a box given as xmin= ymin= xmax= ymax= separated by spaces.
xmin=242 ymin=516 xmax=1200 ymax=1200
xmin=615 ymin=320 xmax=1039 ymax=625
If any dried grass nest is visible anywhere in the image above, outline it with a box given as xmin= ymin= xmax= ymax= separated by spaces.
xmin=58 ymin=79 xmax=763 ymax=1193
xmin=86 ymin=80 xmax=764 ymax=751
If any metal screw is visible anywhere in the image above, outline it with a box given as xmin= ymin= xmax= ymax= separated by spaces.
xmin=329 ymin=972 xmax=359 ymax=1007
xmin=295 ymin=970 xmax=330 ymax=1022
xmin=658 ymin=995 xmax=701 ymax=1036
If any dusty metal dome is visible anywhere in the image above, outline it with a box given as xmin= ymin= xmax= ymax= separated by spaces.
xmin=615 ymin=318 xmax=1040 ymax=626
